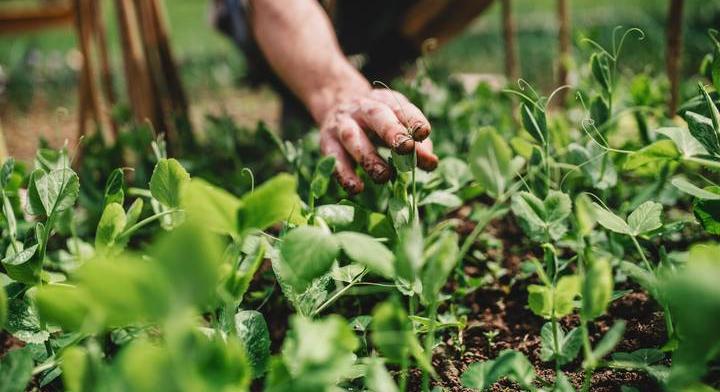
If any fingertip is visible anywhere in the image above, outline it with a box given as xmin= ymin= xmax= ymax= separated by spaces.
xmin=362 ymin=158 xmax=394 ymax=184
xmin=393 ymin=134 xmax=415 ymax=154
xmin=417 ymin=154 xmax=439 ymax=171
xmin=411 ymin=121 xmax=431 ymax=141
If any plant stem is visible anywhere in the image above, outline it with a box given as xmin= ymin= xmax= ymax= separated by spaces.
xmin=551 ymin=315 xmax=561 ymax=373
xmin=630 ymin=236 xmax=653 ymax=272
xmin=400 ymin=348 xmax=410 ymax=392
xmin=312 ymin=269 xmax=367 ymax=316
xmin=117 ymin=209 xmax=180 ymax=240
xmin=580 ymin=320 xmax=594 ymax=392
xmin=422 ymin=299 xmax=438 ymax=392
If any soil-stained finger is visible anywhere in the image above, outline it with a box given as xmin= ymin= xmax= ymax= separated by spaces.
xmin=336 ymin=116 xmax=393 ymax=183
xmin=415 ymin=138 xmax=439 ymax=171
xmin=354 ymin=98 xmax=415 ymax=154
xmin=370 ymin=89 xmax=431 ymax=141
xmin=320 ymin=128 xmax=364 ymax=194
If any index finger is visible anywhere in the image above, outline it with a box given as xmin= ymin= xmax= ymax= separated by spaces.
xmin=370 ymin=90 xmax=431 ymax=141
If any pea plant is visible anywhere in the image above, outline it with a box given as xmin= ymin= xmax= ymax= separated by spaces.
xmin=1 ymin=27 xmax=720 ymax=392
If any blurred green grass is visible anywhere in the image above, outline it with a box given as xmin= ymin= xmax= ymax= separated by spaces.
xmin=0 ymin=0 xmax=718 ymax=110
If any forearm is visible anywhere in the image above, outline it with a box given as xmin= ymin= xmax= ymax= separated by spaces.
xmin=248 ymin=0 xmax=369 ymax=123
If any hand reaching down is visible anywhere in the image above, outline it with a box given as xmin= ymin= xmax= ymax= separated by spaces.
xmin=319 ymin=89 xmax=438 ymax=194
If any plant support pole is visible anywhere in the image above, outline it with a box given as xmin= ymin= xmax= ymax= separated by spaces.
xmin=666 ymin=0 xmax=684 ymax=116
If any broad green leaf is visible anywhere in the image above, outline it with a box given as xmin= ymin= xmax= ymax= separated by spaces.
xmin=623 ymin=140 xmax=680 ymax=171
xmin=95 ymin=203 xmax=127 ymax=252
xmin=512 ymin=190 xmax=572 ymax=242
xmin=672 ymin=177 xmax=720 ymax=200
xmin=149 ymin=158 xmax=190 ymax=208
xmin=331 ymin=264 xmax=365 ymax=283
xmin=685 ymin=111 xmax=720 ymax=156
xmin=591 ymin=202 xmax=631 ymax=235
xmin=627 ymin=201 xmax=663 ymax=236
xmin=663 ymin=257 xmax=720 ymax=388
xmin=418 ymin=190 xmax=462 ymax=209
xmin=237 ymin=173 xmax=301 ymax=233
xmin=395 ymin=222 xmax=424 ymax=282
xmin=235 ymin=310 xmax=271 ymax=378
xmin=26 ymin=168 xmax=79 ymax=216
xmin=469 ymin=127 xmax=514 ymax=198
xmin=591 ymin=321 xmax=626 ymax=360
xmin=60 ymin=346 xmax=89 ymax=392
xmin=6 ymin=297 xmax=50 ymax=344
xmin=693 ymin=186 xmax=720 ymax=235
xmin=528 ymin=275 xmax=580 ymax=319
xmin=181 ymin=178 xmax=241 ymax=235
xmin=462 ymin=350 xmax=535 ymax=391
xmin=315 ymin=204 xmax=354 ymax=228
xmin=0 ymin=158 xmax=14 ymax=189
xmin=226 ymin=238 xmax=267 ymax=301
xmin=0 ymin=347 xmax=34 ymax=392
xmin=540 ymin=322 xmax=583 ymax=365
xmin=567 ymin=142 xmax=617 ymax=190
xmin=2 ymin=244 xmax=40 ymax=284
xmin=657 ymin=127 xmax=708 ymax=158
xmin=581 ymin=256 xmax=613 ymax=320
xmin=611 ymin=349 xmax=664 ymax=366
xmin=336 ymin=232 xmax=394 ymax=279
xmin=371 ymin=301 xmax=433 ymax=373
xmin=420 ymin=231 xmax=459 ymax=305
xmin=575 ymin=194 xmax=597 ymax=237
xmin=280 ymin=226 xmax=339 ymax=291
xmin=364 ymin=357 xmax=399 ymax=392
xmin=437 ymin=157 xmax=472 ymax=190
xmin=281 ymin=315 xmax=359 ymax=386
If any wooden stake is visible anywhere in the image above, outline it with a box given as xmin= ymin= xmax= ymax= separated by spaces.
xmin=501 ymin=0 xmax=519 ymax=83
xmin=666 ymin=0 xmax=684 ymax=116
xmin=556 ymin=0 xmax=571 ymax=107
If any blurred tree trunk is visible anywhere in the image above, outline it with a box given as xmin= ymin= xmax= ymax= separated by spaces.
xmin=666 ymin=0 xmax=684 ymax=116
xmin=501 ymin=0 xmax=518 ymax=83
xmin=556 ymin=0 xmax=571 ymax=107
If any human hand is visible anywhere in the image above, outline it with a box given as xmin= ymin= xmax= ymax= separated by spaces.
xmin=318 ymin=89 xmax=438 ymax=194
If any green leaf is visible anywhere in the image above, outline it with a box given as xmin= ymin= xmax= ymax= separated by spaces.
xmin=611 ymin=349 xmax=664 ymax=366
xmin=0 ymin=158 xmax=14 ymax=189
xmin=281 ymin=315 xmax=359 ymax=386
xmin=336 ymin=232 xmax=395 ymax=279
xmin=60 ymin=346 xmax=90 ymax=392
xmin=623 ymin=140 xmax=680 ymax=171
xmin=315 ymin=204 xmax=354 ymax=228
xmin=685 ymin=111 xmax=720 ymax=156
xmin=511 ymin=190 xmax=572 ymax=242
xmin=672 ymin=177 xmax=720 ymax=200
xmin=280 ymin=226 xmax=339 ymax=291
xmin=521 ymin=103 xmax=547 ymax=145
xmin=657 ymin=127 xmax=708 ymax=158
xmin=469 ymin=127 xmax=515 ymax=198
xmin=591 ymin=202 xmax=631 ymax=235
xmin=103 ymin=168 xmax=125 ymax=206
xmin=311 ymin=156 xmax=335 ymax=198
xmin=528 ymin=275 xmax=580 ymax=319
xmin=181 ymin=178 xmax=241 ymax=235
xmin=364 ymin=357 xmax=399 ymax=392
xmin=235 ymin=310 xmax=271 ymax=378
xmin=540 ymin=322 xmax=583 ymax=365
xmin=149 ymin=158 xmax=190 ymax=208
xmin=95 ymin=203 xmax=127 ymax=252
xmin=420 ymin=231 xmax=459 ymax=305
xmin=2 ymin=244 xmax=40 ymax=284
xmin=395 ymin=222 xmax=424 ymax=282
xmin=591 ymin=53 xmax=611 ymax=91
xmin=627 ymin=201 xmax=663 ymax=236
xmin=237 ymin=173 xmax=301 ymax=233
xmin=371 ymin=300 xmax=433 ymax=373
xmin=575 ymin=194 xmax=597 ymax=237
xmin=0 ymin=347 xmax=34 ymax=392
xmin=590 ymin=95 xmax=610 ymax=126
xmin=462 ymin=350 xmax=535 ymax=391
xmin=693 ymin=186 xmax=720 ymax=235
xmin=6 ymin=298 xmax=49 ymax=344
xmin=567 ymin=142 xmax=617 ymax=190
xmin=418 ymin=190 xmax=462 ymax=209
xmin=553 ymin=371 xmax=576 ymax=392
xmin=581 ymin=256 xmax=613 ymax=320
xmin=26 ymin=168 xmax=79 ymax=216
xmin=591 ymin=321 xmax=626 ymax=360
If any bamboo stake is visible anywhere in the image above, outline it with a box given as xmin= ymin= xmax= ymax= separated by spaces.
xmin=90 ymin=0 xmax=119 ymax=139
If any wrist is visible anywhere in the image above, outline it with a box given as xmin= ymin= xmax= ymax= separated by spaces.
xmin=305 ymin=64 xmax=371 ymax=123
